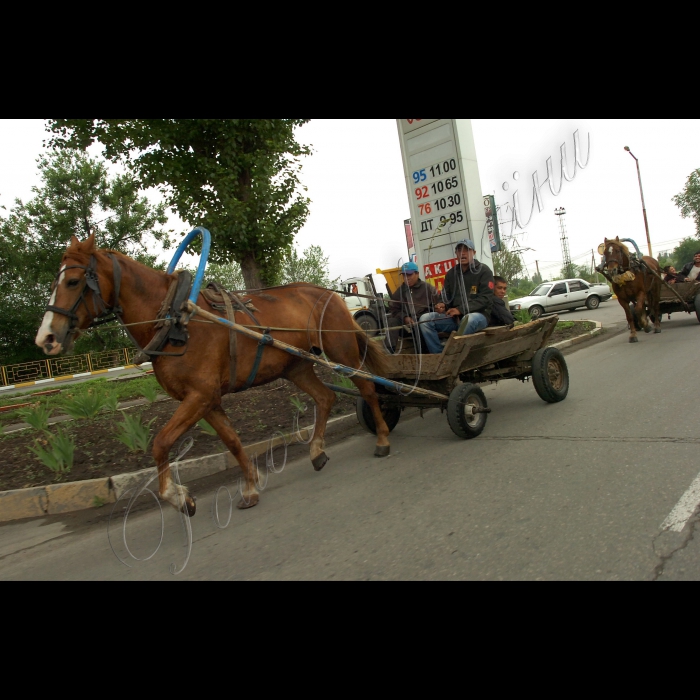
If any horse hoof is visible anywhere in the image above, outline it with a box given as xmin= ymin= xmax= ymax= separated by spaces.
xmin=181 ymin=495 xmax=197 ymax=517
xmin=644 ymin=325 xmax=652 ymax=333
xmin=654 ymin=328 xmax=661 ymax=334
xmin=629 ymin=336 xmax=638 ymax=343
xmin=312 ymin=452 xmax=329 ymax=472
xmin=374 ymin=445 xmax=390 ymax=458
xmin=237 ymin=493 xmax=259 ymax=509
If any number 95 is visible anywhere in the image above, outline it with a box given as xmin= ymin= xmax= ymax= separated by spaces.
xmin=412 ymin=169 xmax=426 ymax=184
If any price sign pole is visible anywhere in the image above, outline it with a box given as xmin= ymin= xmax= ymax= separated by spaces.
xmin=396 ymin=119 xmax=491 ymax=292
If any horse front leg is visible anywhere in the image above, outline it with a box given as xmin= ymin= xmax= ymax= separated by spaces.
xmin=152 ymin=393 xmax=213 ymax=516
xmin=618 ymin=296 xmax=638 ymax=343
xmin=203 ymin=405 xmax=259 ymax=509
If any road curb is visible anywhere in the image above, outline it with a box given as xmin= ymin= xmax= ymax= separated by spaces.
xmin=0 ymin=363 xmax=153 ymax=394
xmin=549 ymin=320 xmax=602 ymax=351
xmin=0 ymin=414 xmax=354 ymax=524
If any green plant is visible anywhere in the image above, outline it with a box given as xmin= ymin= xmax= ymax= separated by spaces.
xmin=17 ymin=401 xmax=53 ymax=431
xmin=62 ymin=390 xmax=109 ymax=420
xmin=332 ymin=375 xmax=355 ymax=390
xmin=197 ymin=419 xmax=217 ymax=436
xmin=115 ymin=412 xmax=156 ymax=453
xmin=92 ymin=496 xmax=107 ymax=508
xmin=140 ymin=382 xmax=160 ymax=403
xmin=103 ymin=389 xmax=120 ymax=412
xmin=556 ymin=321 xmax=575 ymax=330
xmin=29 ymin=427 xmax=75 ymax=475
xmin=513 ymin=309 xmax=531 ymax=325
xmin=290 ymin=395 xmax=306 ymax=413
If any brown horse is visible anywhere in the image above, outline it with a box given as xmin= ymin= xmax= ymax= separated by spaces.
xmin=35 ymin=234 xmax=392 ymax=515
xmin=600 ymin=237 xmax=661 ymax=342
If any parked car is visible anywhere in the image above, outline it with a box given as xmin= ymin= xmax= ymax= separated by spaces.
xmin=509 ymin=279 xmax=613 ymax=319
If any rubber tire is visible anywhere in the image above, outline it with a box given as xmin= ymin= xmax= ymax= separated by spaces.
xmin=354 ymin=313 xmax=379 ymax=337
xmin=531 ymin=347 xmax=569 ymax=403
xmin=446 ymin=383 xmax=488 ymax=440
xmin=586 ymin=295 xmax=600 ymax=310
xmin=695 ymin=294 xmax=700 ymax=324
xmin=356 ymin=397 xmax=401 ymax=435
xmin=529 ymin=305 xmax=544 ymax=320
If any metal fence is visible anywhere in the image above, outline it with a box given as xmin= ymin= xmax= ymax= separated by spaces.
xmin=0 ymin=347 xmax=136 ymax=387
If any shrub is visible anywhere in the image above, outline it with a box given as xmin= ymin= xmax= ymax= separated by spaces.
xmin=17 ymin=401 xmax=53 ymax=431
xmin=62 ymin=390 xmax=109 ymax=420
xmin=115 ymin=412 xmax=156 ymax=453
xmin=29 ymin=427 xmax=75 ymax=475
xmin=140 ymin=381 xmax=160 ymax=403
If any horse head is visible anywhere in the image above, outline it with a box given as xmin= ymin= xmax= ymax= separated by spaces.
xmin=600 ymin=237 xmax=630 ymax=275
xmin=35 ymin=233 xmax=119 ymax=355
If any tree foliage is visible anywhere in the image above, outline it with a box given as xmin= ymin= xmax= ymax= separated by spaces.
xmin=670 ymin=237 xmax=700 ymax=270
xmin=672 ymin=169 xmax=700 ymax=236
xmin=0 ymin=150 xmax=172 ymax=365
xmin=202 ymin=244 xmax=338 ymax=292
xmin=492 ymin=242 xmax=524 ymax=284
xmin=46 ymin=119 xmax=312 ymax=289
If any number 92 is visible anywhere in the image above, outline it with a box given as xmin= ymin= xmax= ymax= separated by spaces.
xmin=412 ymin=169 xmax=427 ymax=184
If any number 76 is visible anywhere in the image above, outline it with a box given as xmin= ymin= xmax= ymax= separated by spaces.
xmin=412 ymin=169 xmax=426 ymax=184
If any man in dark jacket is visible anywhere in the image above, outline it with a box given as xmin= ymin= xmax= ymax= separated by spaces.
xmin=418 ymin=239 xmax=495 ymax=354
xmin=385 ymin=261 xmax=442 ymax=352
xmin=679 ymin=251 xmax=700 ymax=282
xmin=490 ymin=276 xmax=515 ymax=327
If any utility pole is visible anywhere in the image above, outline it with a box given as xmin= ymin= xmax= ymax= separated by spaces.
xmin=624 ymin=146 xmax=653 ymax=257
xmin=591 ymin=249 xmax=601 ymax=282
xmin=554 ymin=208 xmax=573 ymax=278
xmin=535 ymin=260 xmax=541 ymax=281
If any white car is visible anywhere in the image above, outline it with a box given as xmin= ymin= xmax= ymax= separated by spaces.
xmin=509 ymin=279 xmax=613 ymax=320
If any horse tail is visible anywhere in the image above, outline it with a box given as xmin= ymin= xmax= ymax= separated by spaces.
xmin=354 ymin=320 xmax=390 ymax=378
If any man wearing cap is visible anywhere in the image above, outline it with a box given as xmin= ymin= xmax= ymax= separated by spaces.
xmin=385 ymin=261 xmax=443 ymax=352
xmin=418 ymin=239 xmax=495 ymax=354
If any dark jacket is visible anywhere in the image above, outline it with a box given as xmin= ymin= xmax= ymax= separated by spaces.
xmin=388 ymin=278 xmax=440 ymax=322
xmin=679 ymin=262 xmax=700 ymax=280
xmin=664 ymin=273 xmax=685 ymax=283
xmin=489 ymin=297 xmax=515 ymax=327
xmin=443 ymin=259 xmax=495 ymax=321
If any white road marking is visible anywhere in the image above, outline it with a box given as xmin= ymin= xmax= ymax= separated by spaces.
xmin=660 ymin=471 xmax=700 ymax=532
xmin=35 ymin=378 xmax=56 ymax=385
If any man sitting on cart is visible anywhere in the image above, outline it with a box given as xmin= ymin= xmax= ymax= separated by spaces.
xmin=489 ymin=276 xmax=516 ymax=327
xmin=385 ymin=261 xmax=442 ymax=353
xmin=678 ymin=251 xmax=700 ymax=282
xmin=418 ymin=239 xmax=495 ymax=354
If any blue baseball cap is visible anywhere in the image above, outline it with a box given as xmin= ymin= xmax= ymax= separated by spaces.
xmin=455 ymin=239 xmax=475 ymax=251
xmin=400 ymin=262 xmax=419 ymax=275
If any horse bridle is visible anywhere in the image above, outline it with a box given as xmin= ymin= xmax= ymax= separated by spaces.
xmin=46 ymin=254 xmax=123 ymax=343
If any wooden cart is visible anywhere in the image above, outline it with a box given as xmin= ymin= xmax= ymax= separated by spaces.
xmin=659 ymin=280 xmax=700 ymax=323
xmin=356 ymin=315 xmax=569 ymax=440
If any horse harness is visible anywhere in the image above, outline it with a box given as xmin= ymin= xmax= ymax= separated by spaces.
xmin=47 ymin=255 xmax=284 ymax=392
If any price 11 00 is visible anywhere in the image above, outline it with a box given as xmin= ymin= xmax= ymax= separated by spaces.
xmin=411 ymin=159 xmax=458 ymax=184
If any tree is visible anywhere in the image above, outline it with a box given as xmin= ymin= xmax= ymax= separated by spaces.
xmin=201 ymin=244 xmax=338 ymax=292
xmin=0 ymin=150 xmax=173 ymax=365
xmin=672 ymin=169 xmax=700 ymax=236
xmin=492 ymin=242 xmax=524 ymax=284
xmin=671 ymin=237 xmax=700 ymax=270
xmin=46 ymin=119 xmax=312 ymax=289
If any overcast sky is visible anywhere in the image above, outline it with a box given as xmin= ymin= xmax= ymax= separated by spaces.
xmin=2 ymin=119 xmax=698 ymax=283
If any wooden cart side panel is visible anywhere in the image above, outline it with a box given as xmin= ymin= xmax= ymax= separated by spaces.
xmin=383 ymin=317 xmax=557 ymax=379
xmin=660 ymin=281 xmax=700 ymax=303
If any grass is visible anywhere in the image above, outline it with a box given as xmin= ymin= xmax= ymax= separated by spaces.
xmin=114 ymin=412 xmax=156 ymax=453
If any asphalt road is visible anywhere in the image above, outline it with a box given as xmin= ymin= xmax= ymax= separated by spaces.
xmin=2 ymin=306 xmax=699 ymax=580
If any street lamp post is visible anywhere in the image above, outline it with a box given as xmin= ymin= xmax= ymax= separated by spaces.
xmin=624 ymin=146 xmax=653 ymax=257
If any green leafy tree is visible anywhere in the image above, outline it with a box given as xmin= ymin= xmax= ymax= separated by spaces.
xmin=672 ymin=169 xmax=700 ymax=236
xmin=492 ymin=242 xmax=524 ymax=284
xmin=0 ymin=150 xmax=173 ymax=365
xmin=202 ymin=244 xmax=338 ymax=291
xmin=46 ymin=119 xmax=312 ymax=289
xmin=671 ymin=237 xmax=700 ymax=271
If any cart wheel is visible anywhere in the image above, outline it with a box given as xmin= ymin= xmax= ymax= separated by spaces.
xmin=447 ymin=383 xmax=488 ymax=440
xmin=356 ymin=398 xmax=401 ymax=434
xmin=695 ymin=295 xmax=700 ymax=323
xmin=531 ymin=347 xmax=569 ymax=403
